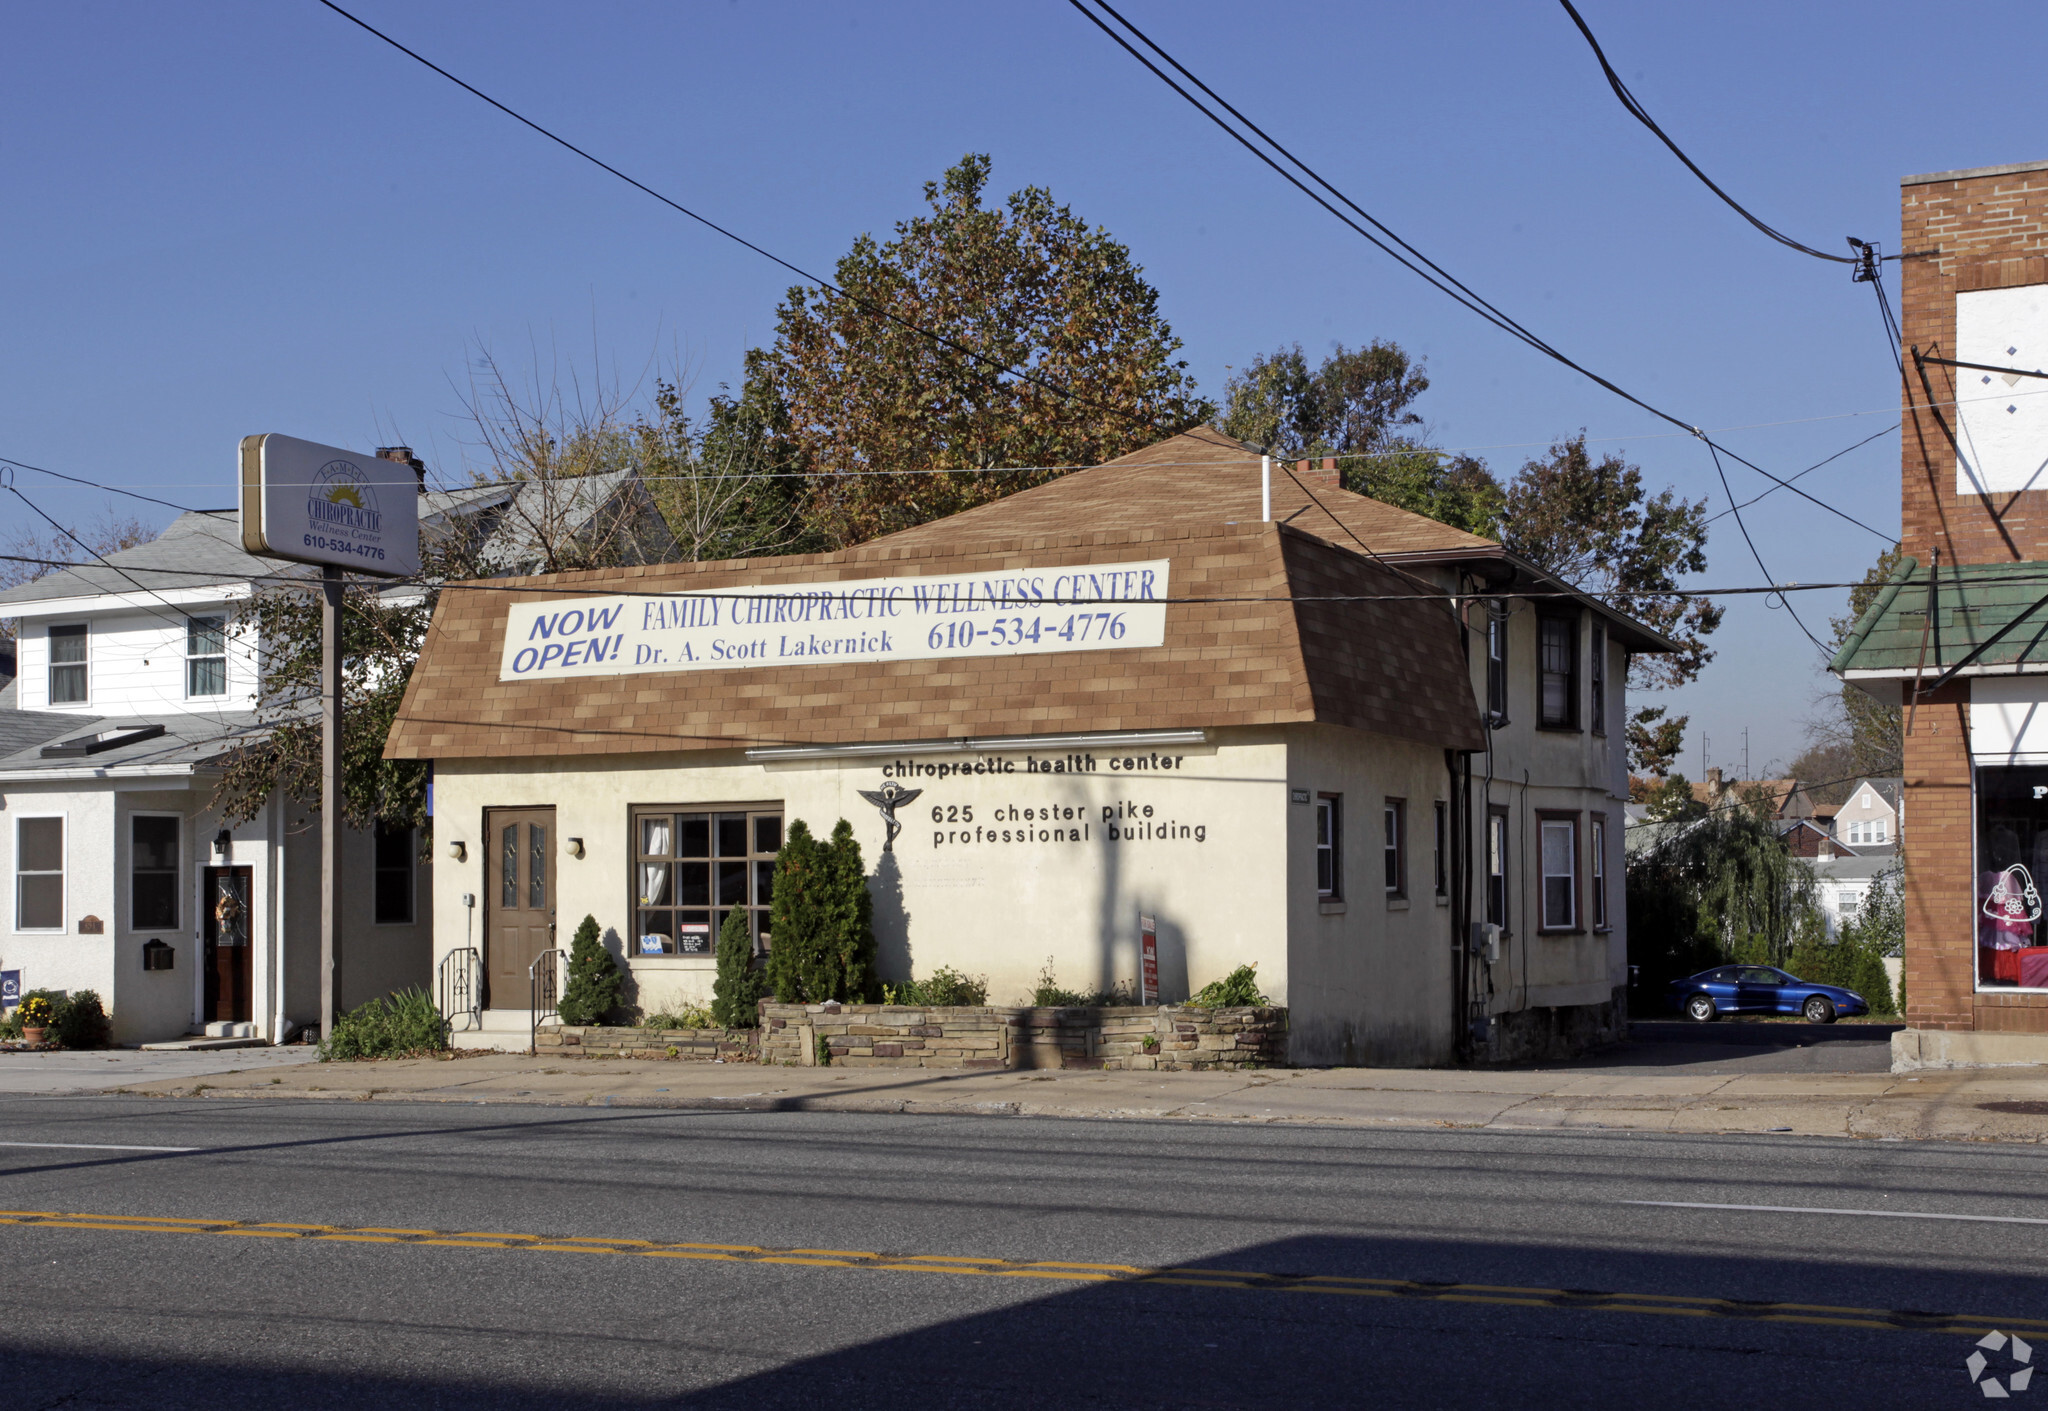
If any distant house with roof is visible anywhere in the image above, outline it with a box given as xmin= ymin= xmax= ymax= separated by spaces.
xmin=0 ymin=458 xmax=672 ymax=1045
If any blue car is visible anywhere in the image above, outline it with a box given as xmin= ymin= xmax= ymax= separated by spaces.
xmin=1669 ymin=965 xmax=1870 ymax=1024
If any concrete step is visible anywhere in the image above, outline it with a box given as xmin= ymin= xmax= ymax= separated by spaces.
xmin=449 ymin=1010 xmax=539 ymax=1051
xmin=203 ymin=1022 xmax=256 ymax=1039
xmin=140 ymin=1036 xmax=270 ymax=1052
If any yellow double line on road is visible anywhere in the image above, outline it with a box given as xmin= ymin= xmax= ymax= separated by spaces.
xmin=0 ymin=1207 xmax=2030 ymax=1339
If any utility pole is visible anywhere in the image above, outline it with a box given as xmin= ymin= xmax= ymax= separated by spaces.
xmin=320 ymin=564 xmax=342 ymax=1041
xmin=240 ymin=434 xmax=420 ymax=1045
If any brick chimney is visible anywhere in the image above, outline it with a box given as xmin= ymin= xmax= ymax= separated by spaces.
xmin=376 ymin=445 xmax=426 ymax=488
xmin=1294 ymin=456 xmax=1341 ymax=492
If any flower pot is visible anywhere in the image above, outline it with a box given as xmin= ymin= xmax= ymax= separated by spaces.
xmin=21 ymin=1027 xmax=46 ymax=1045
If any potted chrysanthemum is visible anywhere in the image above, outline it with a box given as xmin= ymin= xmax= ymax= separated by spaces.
xmin=17 ymin=995 xmax=53 ymax=1046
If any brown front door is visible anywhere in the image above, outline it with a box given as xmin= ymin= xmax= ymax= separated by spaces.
xmin=203 ymin=866 xmax=253 ymax=1023
xmin=485 ymin=807 xmax=556 ymax=1008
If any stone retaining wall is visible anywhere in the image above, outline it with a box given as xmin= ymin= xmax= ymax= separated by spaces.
xmin=534 ymin=1024 xmax=755 ymax=1061
xmin=759 ymin=1002 xmax=1287 ymax=1071
xmin=530 ymin=1005 xmax=1288 ymax=1069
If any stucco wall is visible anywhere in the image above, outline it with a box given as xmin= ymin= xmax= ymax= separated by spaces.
xmin=431 ymin=731 xmax=1291 ymax=1022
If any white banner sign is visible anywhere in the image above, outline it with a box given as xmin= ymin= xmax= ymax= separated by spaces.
xmin=498 ymin=559 xmax=1170 ymax=682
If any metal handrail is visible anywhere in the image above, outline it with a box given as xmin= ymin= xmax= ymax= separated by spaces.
xmin=530 ymin=947 xmax=563 ymax=1055
xmin=437 ymin=947 xmax=482 ymax=1033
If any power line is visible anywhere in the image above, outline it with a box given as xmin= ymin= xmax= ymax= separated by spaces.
xmin=1556 ymin=1 xmax=1855 ymax=266
xmin=1066 ymin=0 xmax=1894 ymax=548
xmin=311 ymin=0 xmax=1188 ymax=446
xmin=1704 ymin=422 xmax=1898 ymax=525
xmin=0 ymin=547 xmax=1979 ymax=605
xmin=0 ymin=455 xmax=200 ymax=515
xmin=1697 ymin=436 xmax=1827 ymax=653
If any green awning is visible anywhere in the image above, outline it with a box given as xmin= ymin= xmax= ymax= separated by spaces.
xmin=1831 ymin=557 xmax=2048 ymax=679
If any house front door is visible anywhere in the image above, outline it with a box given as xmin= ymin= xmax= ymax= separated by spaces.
xmin=485 ymin=807 xmax=556 ymax=1009
xmin=202 ymin=866 xmax=253 ymax=1023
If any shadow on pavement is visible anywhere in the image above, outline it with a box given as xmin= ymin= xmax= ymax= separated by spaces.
xmin=1512 ymin=1019 xmax=1906 ymax=1076
xmin=0 ymin=1230 xmax=2005 ymax=1410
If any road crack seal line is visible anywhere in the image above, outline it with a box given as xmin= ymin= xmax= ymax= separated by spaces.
xmin=0 ymin=1206 xmax=2034 ymax=1338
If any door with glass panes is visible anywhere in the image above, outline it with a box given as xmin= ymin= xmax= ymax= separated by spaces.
xmin=485 ymin=807 xmax=556 ymax=1007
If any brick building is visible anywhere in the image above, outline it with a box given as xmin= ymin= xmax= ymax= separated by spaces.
xmin=1832 ymin=160 xmax=2048 ymax=1064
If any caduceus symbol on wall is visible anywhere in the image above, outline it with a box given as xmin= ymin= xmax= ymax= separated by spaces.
xmin=856 ymin=779 xmax=922 ymax=854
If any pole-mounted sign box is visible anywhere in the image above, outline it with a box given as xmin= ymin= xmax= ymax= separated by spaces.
xmin=238 ymin=433 xmax=421 ymax=579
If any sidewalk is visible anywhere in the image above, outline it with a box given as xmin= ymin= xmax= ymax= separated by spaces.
xmin=98 ymin=1046 xmax=2048 ymax=1144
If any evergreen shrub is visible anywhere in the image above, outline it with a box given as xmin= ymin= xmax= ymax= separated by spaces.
xmin=556 ymin=915 xmax=622 ymax=1026
xmin=765 ymin=819 xmax=878 ymax=1004
xmin=711 ymin=904 xmax=765 ymax=1028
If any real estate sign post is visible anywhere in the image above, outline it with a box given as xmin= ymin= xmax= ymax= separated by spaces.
xmin=239 ymin=435 xmax=420 ymax=1041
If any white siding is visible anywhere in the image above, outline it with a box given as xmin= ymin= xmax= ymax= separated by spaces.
xmin=12 ymin=604 xmax=257 ymax=715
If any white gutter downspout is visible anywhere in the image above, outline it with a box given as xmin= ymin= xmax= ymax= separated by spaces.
xmin=271 ymin=791 xmax=288 ymax=1044
xmin=1261 ymin=455 xmax=1271 ymax=522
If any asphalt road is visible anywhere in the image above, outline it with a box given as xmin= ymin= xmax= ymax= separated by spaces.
xmin=0 ymin=1096 xmax=2035 ymax=1409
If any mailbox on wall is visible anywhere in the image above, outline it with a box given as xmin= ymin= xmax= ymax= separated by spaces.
xmin=141 ymin=941 xmax=175 ymax=972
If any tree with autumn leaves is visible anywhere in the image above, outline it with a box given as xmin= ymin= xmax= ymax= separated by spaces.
xmin=760 ymin=153 xmax=1211 ymax=546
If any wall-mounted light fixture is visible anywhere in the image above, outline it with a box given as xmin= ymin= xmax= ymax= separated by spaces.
xmin=566 ymin=837 xmax=585 ymax=859
xmin=213 ymin=828 xmax=233 ymax=861
xmin=447 ymin=840 xmax=468 ymax=863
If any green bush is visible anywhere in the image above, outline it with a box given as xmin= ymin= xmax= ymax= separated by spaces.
xmin=711 ymin=903 xmax=765 ymax=1027
xmin=642 ymin=1005 xmax=716 ymax=1030
xmin=556 ymin=915 xmax=623 ymax=1026
xmin=1031 ymin=957 xmax=1132 ymax=1007
xmin=51 ymin=990 xmax=111 ymax=1049
xmin=765 ymin=819 xmax=878 ymax=1004
xmin=885 ymin=966 xmax=989 ymax=1007
xmin=323 ymin=987 xmax=447 ymax=1060
xmin=1191 ymin=964 xmax=1269 ymax=1009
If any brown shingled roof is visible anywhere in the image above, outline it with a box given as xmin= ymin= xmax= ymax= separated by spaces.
xmin=866 ymin=426 xmax=1498 ymax=558
xmin=386 ymin=516 xmax=1484 ymax=762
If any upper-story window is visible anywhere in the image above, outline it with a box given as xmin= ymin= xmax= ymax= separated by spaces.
xmin=1486 ymin=608 xmax=1508 ymax=723
xmin=48 ymin=625 xmax=87 ymax=704
xmin=1590 ymin=622 xmax=1607 ymax=736
xmin=185 ymin=616 xmax=227 ymax=698
xmin=1538 ymin=614 xmax=1578 ymax=729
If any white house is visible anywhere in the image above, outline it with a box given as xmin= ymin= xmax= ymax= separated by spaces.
xmin=0 ymin=461 xmax=673 ymax=1045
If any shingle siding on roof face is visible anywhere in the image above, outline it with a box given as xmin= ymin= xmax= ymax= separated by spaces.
xmin=1832 ymin=560 xmax=2048 ymax=675
xmin=384 ymin=517 xmax=1481 ymax=761
xmin=863 ymin=427 xmax=1499 ymax=558
xmin=1281 ymin=527 xmax=1484 ymax=750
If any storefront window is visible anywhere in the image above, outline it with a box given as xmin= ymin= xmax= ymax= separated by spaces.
xmin=1978 ymin=765 xmax=2048 ymax=990
xmin=633 ymin=805 xmax=781 ymax=957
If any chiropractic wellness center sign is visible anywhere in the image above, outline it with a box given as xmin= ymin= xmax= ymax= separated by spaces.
xmin=498 ymin=559 xmax=1170 ymax=681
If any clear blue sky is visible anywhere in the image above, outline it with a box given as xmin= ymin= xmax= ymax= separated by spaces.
xmin=5 ymin=1 xmax=2035 ymax=773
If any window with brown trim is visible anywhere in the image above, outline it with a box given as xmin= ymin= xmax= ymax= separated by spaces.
xmin=1537 ymin=810 xmax=1581 ymax=932
xmin=1590 ymin=622 xmax=1607 ymax=736
xmin=1538 ymin=614 xmax=1579 ymax=730
xmin=632 ymin=806 xmax=781 ymax=957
